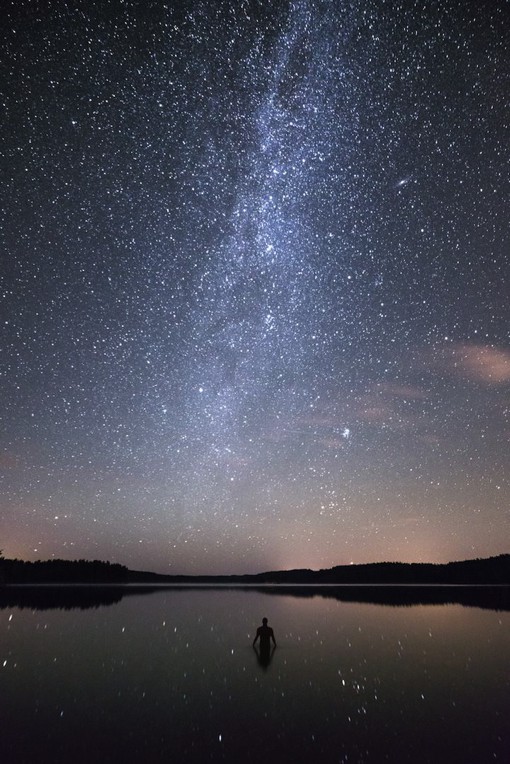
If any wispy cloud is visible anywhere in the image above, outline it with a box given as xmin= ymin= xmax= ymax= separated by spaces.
xmin=355 ymin=382 xmax=429 ymax=432
xmin=0 ymin=451 xmax=19 ymax=469
xmin=376 ymin=383 xmax=429 ymax=400
xmin=432 ymin=343 xmax=510 ymax=385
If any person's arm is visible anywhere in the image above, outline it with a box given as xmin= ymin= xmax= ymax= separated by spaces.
xmin=252 ymin=629 xmax=259 ymax=647
xmin=271 ymin=629 xmax=277 ymax=646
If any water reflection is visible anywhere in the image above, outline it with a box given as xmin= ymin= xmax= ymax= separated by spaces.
xmin=0 ymin=585 xmax=127 ymax=610
xmin=253 ymin=643 xmax=277 ymax=670
xmin=2 ymin=583 xmax=509 ymax=612
xmin=1 ymin=588 xmax=509 ymax=762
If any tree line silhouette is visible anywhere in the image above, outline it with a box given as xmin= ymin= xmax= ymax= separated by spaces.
xmin=0 ymin=555 xmax=129 ymax=584
xmin=247 ymin=554 xmax=510 ymax=585
xmin=1 ymin=552 xmax=509 ymax=585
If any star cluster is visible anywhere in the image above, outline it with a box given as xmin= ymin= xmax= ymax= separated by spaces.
xmin=1 ymin=0 xmax=509 ymax=573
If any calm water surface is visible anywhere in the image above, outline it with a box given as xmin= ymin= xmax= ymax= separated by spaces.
xmin=1 ymin=587 xmax=509 ymax=763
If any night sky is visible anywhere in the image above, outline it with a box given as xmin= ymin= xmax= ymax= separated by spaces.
xmin=1 ymin=0 xmax=509 ymax=574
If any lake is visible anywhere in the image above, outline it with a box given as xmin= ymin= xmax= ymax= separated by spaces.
xmin=1 ymin=586 xmax=509 ymax=763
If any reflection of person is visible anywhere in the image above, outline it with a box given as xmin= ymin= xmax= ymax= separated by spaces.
xmin=252 ymin=617 xmax=277 ymax=649
xmin=254 ymin=641 xmax=276 ymax=669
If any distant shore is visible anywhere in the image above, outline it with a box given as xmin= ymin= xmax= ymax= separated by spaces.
xmin=1 ymin=553 xmax=509 ymax=586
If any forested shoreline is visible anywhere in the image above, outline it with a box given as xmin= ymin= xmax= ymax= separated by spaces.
xmin=1 ymin=553 xmax=509 ymax=585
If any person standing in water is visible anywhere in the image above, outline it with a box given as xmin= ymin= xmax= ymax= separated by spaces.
xmin=252 ymin=617 xmax=277 ymax=649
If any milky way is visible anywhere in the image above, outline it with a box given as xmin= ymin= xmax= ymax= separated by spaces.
xmin=1 ymin=0 xmax=509 ymax=573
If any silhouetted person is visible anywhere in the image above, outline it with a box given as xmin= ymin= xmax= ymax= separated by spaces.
xmin=252 ymin=617 xmax=276 ymax=650
xmin=253 ymin=617 xmax=277 ymax=670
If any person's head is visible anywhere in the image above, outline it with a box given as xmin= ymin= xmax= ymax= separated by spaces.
xmin=262 ymin=617 xmax=268 ymax=625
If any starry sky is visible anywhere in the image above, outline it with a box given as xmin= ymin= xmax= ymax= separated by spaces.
xmin=1 ymin=0 xmax=509 ymax=574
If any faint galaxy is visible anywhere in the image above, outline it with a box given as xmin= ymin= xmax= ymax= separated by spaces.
xmin=1 ymin=0 xmax=509 ymax=573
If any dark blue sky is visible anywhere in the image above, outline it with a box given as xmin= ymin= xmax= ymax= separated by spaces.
xmin=1 ymin=0 xmax=509 ymax=573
